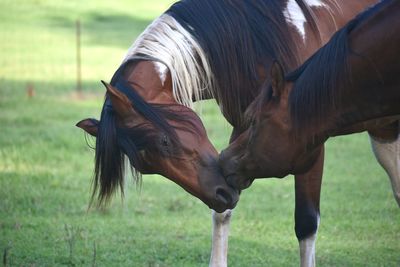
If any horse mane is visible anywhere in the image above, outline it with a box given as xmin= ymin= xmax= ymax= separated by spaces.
xmin=123 ymin=0 xmax=325 ymax=127
xmin=286 ymin=0 xmax=390 ymax=137
xmin=166 ymin=0 xmax=307 ymax=126
xmin=123 ymin=14 xmax=214 ymax=109
xmin=91 ymin=61 xmax=197 ymax=206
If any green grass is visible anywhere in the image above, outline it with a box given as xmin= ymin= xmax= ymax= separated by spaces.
xmin=0 ymin=1 xmax=399 ymax=266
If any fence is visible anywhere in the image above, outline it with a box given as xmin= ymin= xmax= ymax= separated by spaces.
xmin=0 ymin=1 xmax=173 ymax=97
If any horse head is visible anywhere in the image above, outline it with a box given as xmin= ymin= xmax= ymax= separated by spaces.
xmin=77 ymin=60 xmax=239 ymax=212
xmin=219 ymin=62 xmax=323 ymax=189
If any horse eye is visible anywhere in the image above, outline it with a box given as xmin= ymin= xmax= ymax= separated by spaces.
xmin=161 ymin=135 xmax=169 ymax=147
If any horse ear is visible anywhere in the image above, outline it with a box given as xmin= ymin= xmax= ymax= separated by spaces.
xmin=101 ymin=80 xmax=136 ymax=122
xmin=76 ymin=118 xmax=99 ymax=137
xmin=270 ymin=61 xmax=285 ymax=97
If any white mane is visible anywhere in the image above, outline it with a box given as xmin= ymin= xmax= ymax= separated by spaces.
xmin=123 ymin=14 xmax=214 ymax=108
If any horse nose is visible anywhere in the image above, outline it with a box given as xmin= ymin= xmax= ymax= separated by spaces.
xmin=215 ymin=187 xmax=232 ymax=205
xmin=219 ymin=150 xmax=240 ymax=188
xmin=215 ymin=186 xmax=239 ymax=210
xmin=218 ymin=149 xmax=237 ymax=176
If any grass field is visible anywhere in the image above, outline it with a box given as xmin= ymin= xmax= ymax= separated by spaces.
xmin=0 ymin=1 xmax=399 ymax=266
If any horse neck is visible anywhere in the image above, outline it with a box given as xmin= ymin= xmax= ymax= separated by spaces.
xmin=122 ymin=61 xmax=176 ymax=105
xmin=325 ymin=1 xmax=400 ymax=137
xmin=292 ymin=0 xmax=379 ymax=64
xmin=317 ymin=0 xmax=378 ymax=42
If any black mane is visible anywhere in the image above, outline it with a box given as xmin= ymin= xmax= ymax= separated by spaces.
xmin=167 ymin=0 xmax=319 ymax=126
xmin=92 ymin=60 xmax=195 ymax=206
xmin=286 ymin=0 xmax=390 ymax=136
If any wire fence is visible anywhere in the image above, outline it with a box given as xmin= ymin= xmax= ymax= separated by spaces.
xmin=0 ymin=1 xmax=163 ymax=97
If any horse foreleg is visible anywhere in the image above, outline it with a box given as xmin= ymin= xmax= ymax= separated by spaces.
xmin=299 ymin=231 xmax=317 ymax=267
xmin=209 ymin=209 xmax=232 ymax=267
xmin=295 ymin=146 xmax=324 ymax=267
xmin=369 ymin=121 xmax=400 ymax=207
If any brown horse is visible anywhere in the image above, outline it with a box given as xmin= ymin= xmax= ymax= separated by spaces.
xmin=77 ymin=69 xmax=239 ymax=213
xmin=77 ymin=0 xmax=398 ymax=266
xmin=219 ymin=0 xmax=400 ymax=215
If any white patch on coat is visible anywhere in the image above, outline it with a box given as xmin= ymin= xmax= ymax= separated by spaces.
xmin=153 ymin=61 xmax=168 ymax=87
xmin=284 ymin=0 xmax=338 ymax=41
xmin=284 ymin=0 xmax=307 ymax=39
xmin=304 ymin=0 xmax=326 ymax=7
xmin=124 ymin=14 xmax=214 ymax=108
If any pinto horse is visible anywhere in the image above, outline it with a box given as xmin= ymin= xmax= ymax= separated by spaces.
xmin=219 ymin=0 xmax=400 ymax=254
xmin=77 ymin=0 xmax=399 ymax=266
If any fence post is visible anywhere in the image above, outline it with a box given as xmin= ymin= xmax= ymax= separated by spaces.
xmin=76 ymin=19 xmax=82 ymax=92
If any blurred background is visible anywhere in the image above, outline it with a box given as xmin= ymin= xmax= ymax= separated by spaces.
xmin=0 ymin=0 xmax=398 ymax=266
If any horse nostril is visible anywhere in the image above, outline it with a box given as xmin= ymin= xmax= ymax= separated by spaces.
xmin=216 ymin=187 xmax=232 ymax=205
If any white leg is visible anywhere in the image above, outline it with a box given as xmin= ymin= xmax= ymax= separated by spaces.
xmin=299 ymin=233 xmax=317 ymax=267
xmin=370 ymin=133 xmax=400 ymax=207
xmin=299 ymin=220 xmax=318 ymax=267
xmin=209 ymin=209 xmax=232 ymax=267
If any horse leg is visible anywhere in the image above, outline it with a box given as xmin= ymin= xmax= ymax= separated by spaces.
xmin=208 ymin=128 xmax=241 ymax=267
xmin=295 ymin=146 xmax=324 ymax=267
xmin=209 ymin=209 xmax=232 ymax=267
xmin=368 ymin=121 xmax=400 ymax=207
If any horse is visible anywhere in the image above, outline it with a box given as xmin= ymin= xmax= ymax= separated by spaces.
xmin=219 ymin=0 xmax=400 ymax=237
xmin=76 ymin=0 xmax=399 ymax=266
